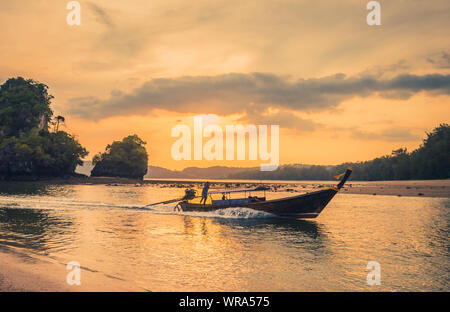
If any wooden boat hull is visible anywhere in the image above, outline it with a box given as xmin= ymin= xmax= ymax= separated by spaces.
xmin=177 ymin=168 xmax=352 ymax=219
xmin=178 ymin=188 xmax=339 ymax=218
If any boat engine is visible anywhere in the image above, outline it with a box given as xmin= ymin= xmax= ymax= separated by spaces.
xmin=183 ymin=188 xmax=197 ymax=200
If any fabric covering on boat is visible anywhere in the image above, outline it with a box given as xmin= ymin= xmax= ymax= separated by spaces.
xmin=211 ymin=198 xmax=251 ymax=206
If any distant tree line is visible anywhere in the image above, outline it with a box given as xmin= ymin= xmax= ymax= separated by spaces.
xmin=229 ymin=124 xmax=450 ymax=181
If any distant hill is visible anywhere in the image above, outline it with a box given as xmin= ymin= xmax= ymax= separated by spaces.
xmin=78 ymin=163 xmax=269 ymax=179
xmin=181 ymin=166 xmax=258 ymax=179
xmin=79 ymin=163 xmax=309 ymax=179
xmin=144 ymin=165 xmax=258 ymax=179
xmin=146 ymin=166 xmax=192 ymax=179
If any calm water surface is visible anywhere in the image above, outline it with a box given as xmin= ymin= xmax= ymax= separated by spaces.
xmin=0 ymin=182 xmax=448 ymax=291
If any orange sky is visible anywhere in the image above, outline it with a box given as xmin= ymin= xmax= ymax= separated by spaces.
xmin=1 ymin=0 xmax=449 ymax=170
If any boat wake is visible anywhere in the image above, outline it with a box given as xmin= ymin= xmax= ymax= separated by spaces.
xmin=0 ymin=197 xmax=275 ymax=219
xmin=151 ymin=205 xmax=275 ymax=219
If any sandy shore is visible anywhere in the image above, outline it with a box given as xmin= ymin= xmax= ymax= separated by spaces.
xmin=0 ymin=247 xmax=149 ymax=292
xmin=339 ymin=180 xmax=450 ymax=198
xmin=144 ymin=179 xmax=450 ymax=198
xmin=1 ymin=177 xmax=449 ymax=198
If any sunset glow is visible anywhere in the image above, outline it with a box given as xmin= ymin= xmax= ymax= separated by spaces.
xmin=1 ymin=0 xmax=449 ymax=169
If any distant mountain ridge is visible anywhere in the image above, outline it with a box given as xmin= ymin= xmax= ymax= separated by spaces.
xmin=145 ymin=165 xmax=259 ymax=179
xmin=77 ymin=163 xmax=321 ymax=179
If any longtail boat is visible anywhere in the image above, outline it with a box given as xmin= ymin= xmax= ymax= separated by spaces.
xmin=176 ymin=168 xmax=352 ymax=219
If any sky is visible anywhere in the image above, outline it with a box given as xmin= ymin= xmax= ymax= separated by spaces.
xmin=0 ymin=0 xmax=449 ymax=170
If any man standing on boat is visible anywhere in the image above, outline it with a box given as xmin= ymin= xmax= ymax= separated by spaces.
xmin=200 ymin=182 xmax=210 ymax=205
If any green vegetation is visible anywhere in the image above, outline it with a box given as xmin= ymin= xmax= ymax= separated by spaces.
xmin=0 ymin=77 xmax=53 ymax=137
xmin=91 ymin=135 xmax=148 ymax=180
xmin=229 ymin=124 xmax=450 ymax=181
xmin=0 ymin=77 xmax=88 ymax=179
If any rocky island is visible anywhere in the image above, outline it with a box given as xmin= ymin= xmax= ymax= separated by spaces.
xmin=91 ymin=135 xmax=148 ymax=180
xmin=0 ymin=77 xmax=88 ymax=180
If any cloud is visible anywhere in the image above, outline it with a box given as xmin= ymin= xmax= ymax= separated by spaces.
xmin=358 ymin=60 xmax=411 ymax=79
xmin=66 ymin=72 xmax=450 ymax=121
xmin=88 ymin=2 xmax=114 ymax=28
xmin=352 ymin=127 xmax=420 ymax=142
xmin=238 ymin=110 xmax=319 ymax=131
xmin=85 ymin=3 xmax=150 ymax=58
xmin=427 ymin=51 xmax=450 ymax=69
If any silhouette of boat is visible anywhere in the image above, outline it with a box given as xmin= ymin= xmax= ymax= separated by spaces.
xmin=176 ymin=168 xmax=352 ymax=219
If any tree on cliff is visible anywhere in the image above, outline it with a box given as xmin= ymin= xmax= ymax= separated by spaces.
xmin=0 ymin=77 xmax=53 ymax=137
xmin=0 ymin=77 xmax=88 ymax=179
xmin=91 ymin=135 xmax=148 ymax=180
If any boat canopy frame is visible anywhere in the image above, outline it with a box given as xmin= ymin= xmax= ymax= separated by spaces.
xmin=208 ymin=186 xmax=268 ymax=194
xmin=207 ymin=185 xmax=268 ymax=201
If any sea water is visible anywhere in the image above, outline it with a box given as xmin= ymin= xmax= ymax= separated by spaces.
xmin=0 ymin=182 xmax=448 ymax=291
